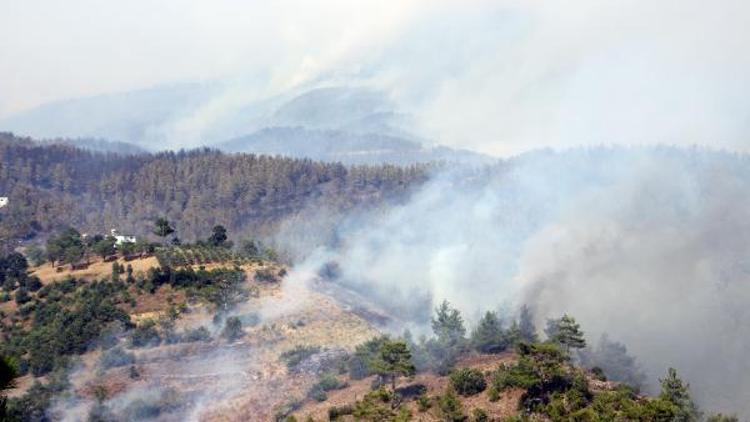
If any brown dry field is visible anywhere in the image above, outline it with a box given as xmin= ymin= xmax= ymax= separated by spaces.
xmin=30 ymin=256 xmax=160 ymax=284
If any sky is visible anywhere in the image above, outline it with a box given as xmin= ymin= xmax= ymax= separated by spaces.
xmin=1 ymin=0 xmax=749 ymax=155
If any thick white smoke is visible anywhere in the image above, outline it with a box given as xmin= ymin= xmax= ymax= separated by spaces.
xmin=295 ymin=147 xmax=750 ymax=416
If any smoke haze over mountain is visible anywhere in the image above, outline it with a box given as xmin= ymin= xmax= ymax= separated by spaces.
xmin=3 ymin=1 xmax=750 ymax=155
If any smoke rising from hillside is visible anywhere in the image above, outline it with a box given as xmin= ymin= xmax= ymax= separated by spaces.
xmin=291 ymin=147 xmax=750 ymax=416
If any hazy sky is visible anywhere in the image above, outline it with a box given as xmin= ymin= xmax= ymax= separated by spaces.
xmin=1 ymin=0 xmax=749 ymax=155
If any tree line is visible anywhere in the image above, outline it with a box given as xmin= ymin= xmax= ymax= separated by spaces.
xmin=295 ymin=301 xmax=733 ymax=422
xmin=0 ymin=132 xmax=430 ymax=252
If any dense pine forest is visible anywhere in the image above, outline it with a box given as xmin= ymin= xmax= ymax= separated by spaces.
xmin=0 ymin=133 xmax=430 ymax=252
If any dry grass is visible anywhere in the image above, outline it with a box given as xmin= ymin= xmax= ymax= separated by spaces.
xmin=30 ymin=256 xmax=159 ymax=284
xmin=31 ymin=266 xmax=383 ymax=421
xmin=292 ymin=352 xmax=521 ymax=421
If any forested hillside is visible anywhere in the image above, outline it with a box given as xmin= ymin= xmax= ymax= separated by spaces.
xmin=0 ymin=133 xmax=429 ymax=251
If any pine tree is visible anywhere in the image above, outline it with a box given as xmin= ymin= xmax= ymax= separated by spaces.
xmin=518 ymin=305 xmax=538 ymax=343
xmin=471 ymin=311 xmax=507 ymax=354
xmin=551 ymin=314 xmax=586 ymax=353
xmin=659 ymin=367 xmax=701 ymax=421
xmin=432 ymin=300 xmax=466 ymax=346
xmin=370 ymin=339 xmax=416 ymax=391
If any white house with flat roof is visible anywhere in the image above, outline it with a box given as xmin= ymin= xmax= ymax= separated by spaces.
xmin=111 ymin=229 xmax=136 ymax=246
xmin=0 ymin=197 xmax=7 ymax=208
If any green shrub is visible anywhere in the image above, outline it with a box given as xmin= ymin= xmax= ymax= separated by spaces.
xmin=99 ymin=346 xmax=135 ymax=369
xmin=24 ymin=277 xmax=43 ymax=292
xmin=488 ymin=386 xmax=500 ymax=402
xmin=280 ymin=345 xmax=321 ymax=370
xmin=130 ymin=320 xmax=161 ymax=348
xmin=591 ymin=366 xmax=607 ymax=381
xmin=14 ymin=288 xmax=30 ymax=305
xmin=272 ymin=397 xmax=304 ymax=422
xmin=308 ymin=387 xmax=327 ymax=402
xmin=352 ymin=387 xmax=398 ymax=420
xmin=438 ymin=387 xmax=467 ymax=421
xmin=183 ymin=326 xmax=211 ymax=342
xmin=328 ymin=404 xmax=354 ymax=420
xmin=254 ymin=269 xmax=277 ymax=283
xmin=416 ymin=395 xmax=431 ymax=412
xmin=449 ymin=368 xmax=487 ymax=396
xmin=317 ymin=374 xmax=347 ymax=391
xmin=222 ymin=317 xmax=243 ymax=341
xmin=472 ymin=408 xmax=489 ymax=422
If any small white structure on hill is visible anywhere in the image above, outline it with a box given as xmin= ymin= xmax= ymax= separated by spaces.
xmin=0 ymin=197 xmax=7 ymax=208
xmin=111 ymin=229 xmax=136 ymax=246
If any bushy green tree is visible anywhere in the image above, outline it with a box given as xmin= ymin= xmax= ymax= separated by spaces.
xmin=449 ymin=368 xmax=487 ymax=396
xmin=46 ymin=227 xmax=85 ymax=265
xmin=92 ymin=237 xmax=116 ymax=258
xmin=420 ymin=300 xmax=467 ymax=374
xmin=14 ymin=287 xmax=30 ymax=305
xmin=154 ymin=217 xmax=175 ymax=238
xmin=369 ymin=339 xmax=415 ymax=391
xmin=348 ymin=336 xmax=390 ymax=379
xmin=25 ymin=246 xmax=46 ymax=267
xmin=471 ymin=311 xmax=508 ymax=354
xmin=432 ymin=300 xmax=466 ymax=346
xmin=548 ymin=314 xmax=586 ymax=353
xmin=1 ymin=252 xmax=28 ymax=280
xmin=209 ymin=225 xmax=228 ymax=247
xmin=659 ymin=367 xmax=700 ymax=421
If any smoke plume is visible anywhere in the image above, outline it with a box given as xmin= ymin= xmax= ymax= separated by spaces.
xmin=294 ymin=146 xmax=750 ymax=416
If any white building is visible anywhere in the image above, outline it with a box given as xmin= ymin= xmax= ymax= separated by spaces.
xmin=111 ymin=229 xmax=136 ymax=246
xmin=0 ymin=197 xmax=7 ymax=208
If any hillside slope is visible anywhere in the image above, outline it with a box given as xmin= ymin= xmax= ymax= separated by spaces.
xmin=0 ymin=133 xmax=429 ymax=249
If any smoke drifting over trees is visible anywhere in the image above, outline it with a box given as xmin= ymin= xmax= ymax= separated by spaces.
xmin=301 ymin=146 xmax=750 ymax=416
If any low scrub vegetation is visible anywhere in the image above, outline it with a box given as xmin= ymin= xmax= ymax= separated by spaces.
xmin=280 ymin=345 xmax=321 ymax=370
xmin=449 ymin=368 xmax=487 ymax=396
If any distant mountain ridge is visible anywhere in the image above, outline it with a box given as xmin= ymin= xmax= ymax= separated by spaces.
xmin=220 ymin=126 xmax=493 ymax=165
xmin=0 ymin=132 xmax=147 ymax=155
xmin=0 ymin=84 xmax=493 ymax=165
